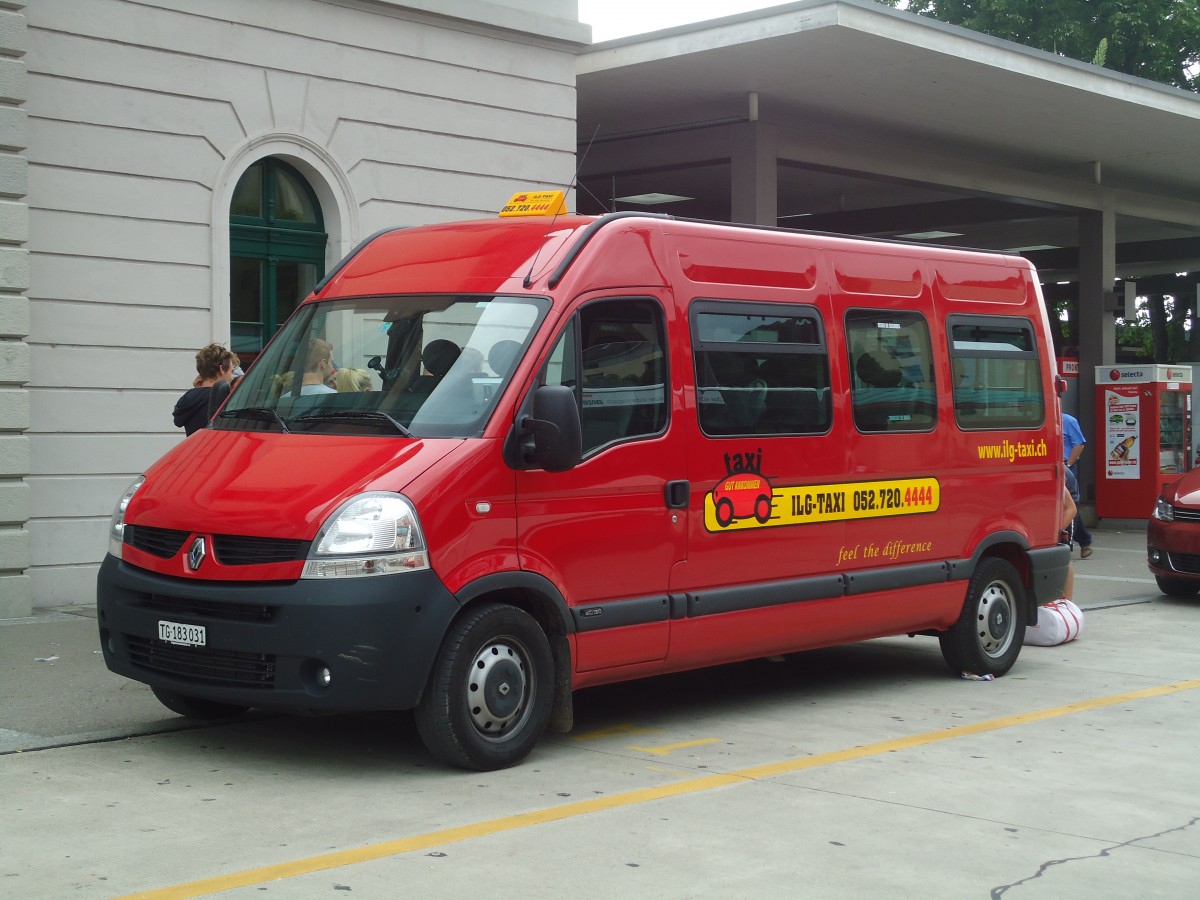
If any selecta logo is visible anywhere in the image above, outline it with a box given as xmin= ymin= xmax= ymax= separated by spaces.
xmin=1109 ymin=369 xmax=1121 ymax=380
xmin=1109 ymin=369 xmax=1143 ymax=381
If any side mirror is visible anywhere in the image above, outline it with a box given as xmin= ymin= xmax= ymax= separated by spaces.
xmin=521 ymin=385 xmax=581 ymax=472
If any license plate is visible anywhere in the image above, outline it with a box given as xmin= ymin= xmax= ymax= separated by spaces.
xmin=158 ymin=620 xmax=206 ymax=647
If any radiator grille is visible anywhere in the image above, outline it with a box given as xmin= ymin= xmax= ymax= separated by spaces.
xmin=1171 ymin=507 xmax=1200 ymax=524
xmin=124 ymin=526 xmax=308 ymax=566
xmin=124 ymin=525 xmax=190 ymax=559
xmin=138 ymin=593 xmax=276 ymax=623
xmin=212 ymin=534 xmax=308 ymax=565
xmin=126 ymin=634 xmax=276 ymax=688
xmin=1167 ymin=551 xmax=1200 ymax=575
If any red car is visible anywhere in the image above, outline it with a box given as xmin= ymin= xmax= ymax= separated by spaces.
xmin=1148 ymin=470 xmax=1200 ymax=597
xmin=712 ymin=472 xmax=773 ymax=526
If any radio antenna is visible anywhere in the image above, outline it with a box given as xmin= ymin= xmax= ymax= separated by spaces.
xmin=523 ymin=125 xmax=601 ymax=288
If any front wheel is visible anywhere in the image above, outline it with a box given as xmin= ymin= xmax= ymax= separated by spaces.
xmin=1155 ymin=574 xmax=1200 ymax=598
xmin=939 ymin=557 xmax=1024 ymax=677
xmin=415 ymin=603 xmax=554 ymax=771
xmin=152 ymin=687 xmax=248 ymax=719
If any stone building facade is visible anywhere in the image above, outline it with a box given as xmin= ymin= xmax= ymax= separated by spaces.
xmin=1 ymin=0 xmax=586 ymax=615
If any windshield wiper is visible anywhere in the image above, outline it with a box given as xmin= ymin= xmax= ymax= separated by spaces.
xmin=292 ymin=410 xmax=414 ymax=437
xmin=217 ymin=407 xmax=291 ymax=433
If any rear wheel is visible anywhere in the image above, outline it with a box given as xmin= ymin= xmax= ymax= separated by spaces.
xmin=1155 ymin=575 xmax=1200 ymax=598
xmin=939 ymin=557 xmax=1024 ymax=677
xmin=415 ymin=603 xmax=554 ymax=771
xmin=151 ymin=687 xmax=248 ymax=719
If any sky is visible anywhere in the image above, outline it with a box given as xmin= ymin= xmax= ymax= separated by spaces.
xmin=577 ymin=0 xmax=786 ymax=42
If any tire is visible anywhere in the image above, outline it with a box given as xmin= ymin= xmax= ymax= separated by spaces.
xmin=715 ymin=497 xmax=734 ymax=527
xmin=1155 ymin=575 xmax=1200 ymax=598
xmin=939 ymin=557 xmax=1024 ymax=677
xmin=151 ymin=687 xmax=248 ymax=719
xmin=414 ymin=603 xmax=554 ymax=771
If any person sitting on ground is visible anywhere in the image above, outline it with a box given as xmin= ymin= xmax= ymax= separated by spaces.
xmin=1024 ymin=472 xmax=1084 ymax=646
xmin=173 ymin=343 xmax=239 ymax=436
xmin=1059 ymin=472 xmax=1078 ymax=602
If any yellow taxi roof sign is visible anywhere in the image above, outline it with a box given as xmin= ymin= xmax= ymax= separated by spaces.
xmin=499 ymin=190 xmax=568 ymax=217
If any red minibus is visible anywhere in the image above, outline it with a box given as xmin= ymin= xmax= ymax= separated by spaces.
xmin=98 ymin=207 xmax=1069 ymax=769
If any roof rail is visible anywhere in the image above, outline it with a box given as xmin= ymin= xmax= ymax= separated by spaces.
xmin=547 ymin=212 xmax=672 ymax=289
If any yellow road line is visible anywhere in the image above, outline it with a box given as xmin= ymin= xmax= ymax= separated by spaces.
xmin=629 ymin=737 xmax=722 ymax=756
xmin=118 ymin=677 xmax=1200 ymax=900
xmin=571 ymin=723 xmax=660 ymax=741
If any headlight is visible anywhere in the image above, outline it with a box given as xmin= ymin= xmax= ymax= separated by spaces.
xmin=1152 ymin=497 xmax=1175 ymax=522
xmin=302 ymin=492 xmax=429 ymax=578
xmin=108 ymin=476 xmax=145 ymax=558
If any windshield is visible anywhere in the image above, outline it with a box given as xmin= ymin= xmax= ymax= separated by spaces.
xmin=218 ymin=294 xmax=550 ymax=437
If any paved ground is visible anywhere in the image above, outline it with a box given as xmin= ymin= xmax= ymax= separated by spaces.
xmin=3 ymin=522 xmax=1198 ymax=899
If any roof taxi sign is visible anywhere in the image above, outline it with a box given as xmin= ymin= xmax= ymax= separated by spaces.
xmin=499 ymin=190 xmax=568 ymax=218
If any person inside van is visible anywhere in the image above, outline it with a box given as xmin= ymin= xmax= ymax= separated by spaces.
xmin=300 ymin=338 xmax=337 ymax=394
xmin=172 ymin=343 xmax=239 ymax=436
xmin=335 ymin=367 xmax=373 ymax=392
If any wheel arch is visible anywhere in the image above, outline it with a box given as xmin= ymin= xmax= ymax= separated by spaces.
xmin=453 ymin=571 xmax=575 ymax=733
xmin=953 ymin=531 xmax=1039 ymax=626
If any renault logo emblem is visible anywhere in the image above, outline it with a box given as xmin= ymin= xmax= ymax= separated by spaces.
xmin=187 ymin=537 xmax=206 ymax=571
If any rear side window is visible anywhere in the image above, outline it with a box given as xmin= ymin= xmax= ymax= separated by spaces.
xmin=846 ymin=309 xmax=936 ymax=433
xmin=691 ymin=300 xmax=831 ymax=436
xmin=949 ymin=315 xmax=1044 ymax=430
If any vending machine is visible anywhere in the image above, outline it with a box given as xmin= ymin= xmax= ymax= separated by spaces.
xmin=1094 ymin=364 xmax=1192 ymax=519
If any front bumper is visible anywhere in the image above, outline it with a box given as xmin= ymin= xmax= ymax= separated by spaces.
xmin=96 ymin=554 xmax=461 ymax=712
xmin=1147 ymin=518 xmax=1200 ymax=581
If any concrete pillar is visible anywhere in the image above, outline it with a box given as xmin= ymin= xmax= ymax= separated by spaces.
xmin=0 ymin=2 xmax=29 ymax=617
xmin=1076 ymin=206 xmax=1117 ymax=511
xmin=730 ymin=120 xmax=777 ymax=227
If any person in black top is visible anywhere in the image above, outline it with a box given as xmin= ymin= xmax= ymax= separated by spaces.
xmin=173 ymin=343 xmax=239 ymax=435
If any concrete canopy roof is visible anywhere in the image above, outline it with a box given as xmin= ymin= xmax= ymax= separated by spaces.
xmin=575 ymin=0 xmax=1200 ymax=294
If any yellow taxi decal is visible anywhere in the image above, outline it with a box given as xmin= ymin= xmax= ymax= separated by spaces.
xmin=499 ymin=190 xmax=568 ymax=217
xmin=705 ymin=476 xmax=940 ymax=532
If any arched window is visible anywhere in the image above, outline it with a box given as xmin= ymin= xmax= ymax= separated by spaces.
xmin=229 ymin=158 xmax=327 ymax=366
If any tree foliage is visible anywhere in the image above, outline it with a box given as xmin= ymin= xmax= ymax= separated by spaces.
xmin=879 ymin=1 xmax=1200 ymax=92
xmin=1118 ymin=294 xmax=1200 ymax=363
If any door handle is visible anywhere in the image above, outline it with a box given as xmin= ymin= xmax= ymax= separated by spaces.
xmin=665 ymin=479 xmax=689 ymax=509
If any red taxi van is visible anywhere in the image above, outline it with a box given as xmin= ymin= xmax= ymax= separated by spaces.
xmin=97 ymin=207 xmax=1069 ymax=770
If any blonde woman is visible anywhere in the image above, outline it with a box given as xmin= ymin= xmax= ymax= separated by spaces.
xmin=335 ymin=367 xmax=373 ymax=392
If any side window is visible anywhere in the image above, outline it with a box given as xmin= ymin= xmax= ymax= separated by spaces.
xmin=846 ymin=309 xmax=937 ymax=433
xmin=949 ymin=315 xmax=1043 ymax=429
xmin=543 ymin=298 xmax=668 ymax=455
xmin=691 ymin=301 xmax=831 ymax=436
